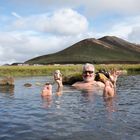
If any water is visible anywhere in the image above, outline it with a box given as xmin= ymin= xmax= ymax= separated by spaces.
xmin=0 ymin=75 xmax=140 ymax=140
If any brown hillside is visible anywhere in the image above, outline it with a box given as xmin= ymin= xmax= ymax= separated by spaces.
xmin=25 ymin=36 xmax=140 ymax=64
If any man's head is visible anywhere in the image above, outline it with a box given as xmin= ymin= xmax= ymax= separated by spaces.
xmin=82 ymin=63 xmax=95 ymax=82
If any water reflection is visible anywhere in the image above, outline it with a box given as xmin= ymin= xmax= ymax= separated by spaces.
xmin=103 ymin=96 xmax=117 ymax=112
xmin=0 ymin=85 xmax=14 ymax=95
xmin=41 ymin=95 xmax=52 ymax=108
xmin=81 ymin=90 xmax=95 ymax=103
xmin=0 ymin=75 xmax=140 ymax=140
xmin=103 ymin=96 xmax=118 ymax=120
xmin=56 ymin=86 xmax=63 ymax=96
xmin=41 ymin=87 xmax=63 ymax=109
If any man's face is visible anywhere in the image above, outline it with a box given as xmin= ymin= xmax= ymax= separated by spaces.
xmin=82 ymin=66 xmax=95 ymax=82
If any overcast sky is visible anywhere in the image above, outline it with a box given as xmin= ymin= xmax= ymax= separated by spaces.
xmin=0 ymin=0 xmax=140 ymax=65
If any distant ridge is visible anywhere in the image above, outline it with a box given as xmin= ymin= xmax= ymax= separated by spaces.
xmin=99 ymin=36 xmax=140 ymax=53
xmin=25 ymin=36 xmax=140 ymax=64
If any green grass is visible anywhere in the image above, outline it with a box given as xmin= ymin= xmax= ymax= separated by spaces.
xmin=0 ymin=65 xmax=82 ymax=77
xmin=0 ymin=64 xmax=139 ymax=77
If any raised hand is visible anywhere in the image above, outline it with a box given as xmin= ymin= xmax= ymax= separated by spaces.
xmin=53 ymin=70 xmax=63 ymax=88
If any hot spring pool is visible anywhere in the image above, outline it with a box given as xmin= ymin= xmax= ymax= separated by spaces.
xmin=0 ymin=75 xmax=140 ymax=140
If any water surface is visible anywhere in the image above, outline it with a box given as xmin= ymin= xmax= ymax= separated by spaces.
xmin=0 ymin=75 xmax=140 ymax=140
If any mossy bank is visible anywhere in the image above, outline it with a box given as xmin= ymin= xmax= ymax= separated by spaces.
xmin=0 ymin=64 xmax=139 ymax=77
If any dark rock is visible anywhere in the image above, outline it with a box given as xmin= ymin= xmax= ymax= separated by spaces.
xmin=63 ymin=74 xmax=82 ymax=85
xmin=24 ymin=83 xmax=32 ymax=87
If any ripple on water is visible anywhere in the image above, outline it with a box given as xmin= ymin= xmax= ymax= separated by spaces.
xmin=0 ymin=76 xmax=140 ymax=140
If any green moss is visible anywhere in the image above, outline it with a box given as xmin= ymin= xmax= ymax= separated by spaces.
xmin=0 ymin=64 xmax=139 ymax=77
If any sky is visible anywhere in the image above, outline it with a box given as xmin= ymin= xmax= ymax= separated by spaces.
xmin=0 ymin=0 xmax=140 ymax=65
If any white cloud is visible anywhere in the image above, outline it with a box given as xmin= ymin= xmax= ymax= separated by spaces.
xmin=0 ymin=30 xmax=90 ymax=65
xmin=10 ymin=0 xmax=140 ymax=16
xmin=42 ymin=8 xmax=88 ymax=35
xmin=94 ymin=16 xmax=140 ymax=42
xmin=87 ymin=0 xmax=140 ymax=16
xmin=11 ymin=8 xmax=88 ymax=35
xmin=11 ymin=12 xmax=21 ymax=18
xmin=128 ymin=26 xmax=140 ymax=44
xmin=0 ymin=7 xmax=90 ymax=64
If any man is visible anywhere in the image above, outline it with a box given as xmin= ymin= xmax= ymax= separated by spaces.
xmin=72 ymin=63 xmax=115 ymax=97
xmin=41 ymin=70 xmax=63 ymax=97
xmin=41 ymin=83 xmax=52 ymax=96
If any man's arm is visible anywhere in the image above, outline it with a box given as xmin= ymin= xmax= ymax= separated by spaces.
xmin=103 ymin=80 xmax=115 ymax=97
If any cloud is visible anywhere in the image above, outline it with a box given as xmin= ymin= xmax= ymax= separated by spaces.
xmin=128 ymin=26 xmax=140 ymax=44
xmin=87 ymin=0 xmax=140 ymax=16
xmin=10 ymin=0 xmax=140 ymax=16
xmin=11 ymin=8 xmax=88 ymax=35
xmin=94 ymin=16 xmax=140 ymax=42
xmin=0 ymin=8 xmax=90 ymax=64
xmin=0 ymin=30 xmax=90 ymax=65
xmin=11 ymin=12 xmax=21 ymax=18
xmin=43 ymin=8 xmax=88 ymax=35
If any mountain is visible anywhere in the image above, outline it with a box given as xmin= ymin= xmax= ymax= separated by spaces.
xmin=25 ymin=36 xmax=140 ymax=64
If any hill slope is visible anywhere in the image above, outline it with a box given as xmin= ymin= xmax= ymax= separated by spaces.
xmin=25 ymin=36 xmax=140 ymax=64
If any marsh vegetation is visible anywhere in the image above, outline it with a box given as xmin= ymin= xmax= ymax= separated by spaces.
xmin=0 ymin=64 xmax=139 ymax=77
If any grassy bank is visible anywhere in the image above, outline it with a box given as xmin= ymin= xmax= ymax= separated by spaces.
xmin=0 ymin=65 xmax=82 ymax=77
xmin=0 ymin=64 xmax=139 ymax=77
